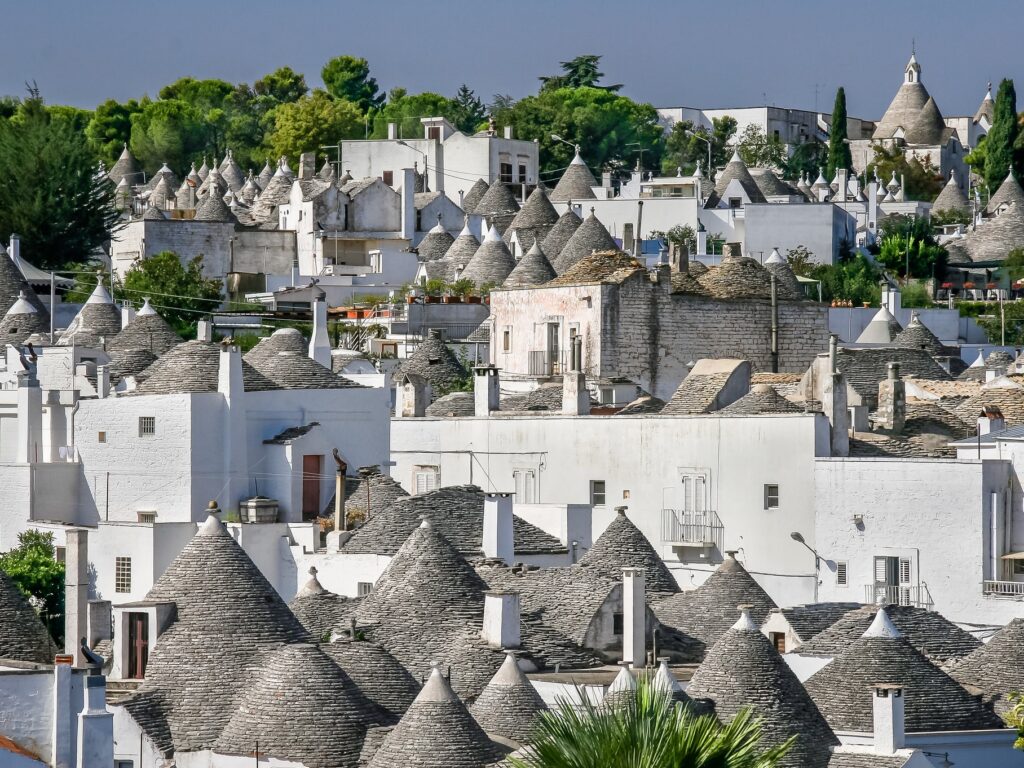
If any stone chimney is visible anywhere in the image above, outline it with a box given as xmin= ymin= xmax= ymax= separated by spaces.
xmin=120 ymin=303 xmax=136 ymax=330
xmin=836 ymin=168 xmax=849 ymax=202
xmin=622 ymin=566 xmax=646 ymax=669
xmin=822 ymin=368 xmax=849 ymax=456
xmin=65 ymin=528 xmax=89 ymax=666
xmin=977 ymin=405 xmax=1006 ymax=435
xmin=562 ymin=335 xmax=589 ymax=416
xmin=395 ymin=374 xmax=430 ymax=418
xmin=76 ymin=674 xmax=114 ymax=767
xmin=400 ymin=168 xmax=416 ymax=240
xmin=16 ymin=369 xmax=42 ymax=463
xmin=877 ymin=362 xmax=905 ymax=433
xmin=96 ymin=365 xmax=110 ymax=399
xmin=298 ymin=151 xmax=316 ymax=181
xmin=482 ymin=492 xmax=514 ymax=563
xmin=871 ymin=684 xmax=906 ymax=755
xmin=671 ymin=242 xmax=690 ymax=273
xmin=196 ymin=320 xmax=213 ymax=342
xmin=218 ymin=343 xmax=248 ymax=512
xmin=481 ymin=591 xmax=520 ymax=649
xmin=309 ymin=291 xmax=331 ymax=368
xmin=474 ymin=365 xmax=500 ymax=417
xmin=723 ymin=242 xmax=742 ymax=260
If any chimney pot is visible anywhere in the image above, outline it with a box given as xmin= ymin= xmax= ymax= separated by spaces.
xmin=482 ymin=591 xmax=520 ymax=648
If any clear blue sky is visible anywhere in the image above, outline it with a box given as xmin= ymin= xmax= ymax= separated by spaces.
xmin=2 ymin=0 xmax=1021 ymax=119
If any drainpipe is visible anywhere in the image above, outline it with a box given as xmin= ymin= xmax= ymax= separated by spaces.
xmin=635 ymin=201 xmax=644 ymax=259
xmin=334 ymin=451 xmax=347 ymax=533
xmin=770 ymin=273 xmax=779 ymax=373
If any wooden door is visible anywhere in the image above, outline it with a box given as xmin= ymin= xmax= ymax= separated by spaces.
xmin=302 ymin=455 xmax=323 ymax=520
xmin=128 ymin=612 xmax=149 ymax=679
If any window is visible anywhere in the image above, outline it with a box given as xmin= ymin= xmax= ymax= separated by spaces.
xmin=836 ymin=561 xmax=848 ymax=586
xmin=500 ymin=162 xmax=513 ymax=183
xmin=729 ymin=197 xmax=742 ymax=208
xmin=115 ymin=761 xmax=134 ymax=768
xmin=680 ymin=473 xmax=708 ymax=513
xmin=54 ymin=546 xmax=65 ymax=564
xmin=763 ymin=484 xmax=780 ymax=510
xmin=590 ymin=480 xmax=606 ymax=507
xmin=414 ymin=465 xmax=439 ymax=495
xmin=502 ymin=328 xmax=511 ymax=353
xmin=769 ymin=631 xmax=786 ymax=653
xmin=137 ymin=511 xmax=157 ymax=524
xmin=513 ymin=468 xmax=537 ymax=503
xmin=98 ymin=431 xmax=106 ymax=443
xmin=138 ymin=417 xmax=156 ymax=437
xmin=427 ymin=126 xmax=441 ymax=141
xmin=612 ymin=612 xmax=624 ymax=636
xmin=382 ymin=170 xmax=394 ymax=186
xmin=357 ymin=581 xmax=374 ymax=597
xmin=518 ymin=163 xmax=527 ymax=182
xmin=115 ymin=557 xmax=132 ymax=594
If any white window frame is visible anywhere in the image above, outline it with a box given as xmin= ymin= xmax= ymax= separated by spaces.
xmin=413 ymin=465 xmax=439 ymax=495
xmin=513 ymin=468 xmax=538 ymax=503
xmin=115 ymin=557 xmax=132 ymax=594
xmin=764 ymin=484 xmax=780 ymax=510
xmin=357 ymin=581 xmax=373 ymax=597
xmin=836 ymin=561 xmax=848 ymax=587
xmin=590 ymin=480 xmax=606 ymax=507
xmin=138 ymin=416 xmax=156 ymax=437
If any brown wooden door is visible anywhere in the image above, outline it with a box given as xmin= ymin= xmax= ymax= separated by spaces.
xmin=128 ymin=612 xmax=149 ymax=679
xmin=302 ymin=455 xmax=323 ymax=520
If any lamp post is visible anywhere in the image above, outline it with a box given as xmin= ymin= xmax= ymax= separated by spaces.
xmin=550 ymin=133 xmax=580 ymax=154
xmin=686 ymin=130 xmax=712 ymax=175
xmin=790 ymin=531 xmax=822 ymax=602
xmin=396 ymin=139 xmax=429 ymax=192
xmin=626 ymin=142 xmax=646 ymax=179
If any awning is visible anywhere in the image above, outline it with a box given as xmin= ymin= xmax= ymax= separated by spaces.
xmin=1000 ymin=552 xmax=1024 ymax=560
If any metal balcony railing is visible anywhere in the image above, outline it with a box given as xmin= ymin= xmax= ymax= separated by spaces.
xmin=863 ymin=584 xmax=933 ymax=609
xmin=983 ymin=580 xmax=1024 ymax=598
xmin=661 ymin=509 xmax=724 ymax=552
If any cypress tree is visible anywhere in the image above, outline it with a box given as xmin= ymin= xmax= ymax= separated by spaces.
xmin=827 ymin=87 xmax=853 ymax=180
xmin=985 ymin=78 xmax=1018 ymax=193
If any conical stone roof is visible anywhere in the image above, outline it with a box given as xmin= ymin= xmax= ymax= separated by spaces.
xmin=0 ymin=251 xmax=47 ymax=317
xmin=416 ymin=220 xmax=455 ymax=262
xmin=214 ymin=642 xmax=386 ymax=768
xmin=719 ymin=384 xmax=802 ymax=415
xmin=440 ymin=224 xmax=481 ymax=279
xmin=461 ymin=226 xmax=516 ymax=287
xmin=0 ymin=567 xmax=58 ymax=664
xmin=240 ymin=172 xmax=259 ymax=205
xmin=550 ymin=151 xmax=597 ymax=202
xmin=324 ymin=639 xmax=422 ymax=721
xmin=855 ymin=306 xmax=902 ymax=344
xmin=130 ymin=340 xmax=275 ymax=396
xmin=256 ymin=159 xmax=273 ymax=189
xmin=57 ymin=282 xmax=122 ymax=347
xmin=506 ymin=187 xmax=559 ymax=232
xmin=804 ymin=608 xmax=1003 ymax=733
xmin=653 ymin=658 xmax=691 ymax=705
xmin=318 ymin=158 xmax=336 ymax=181
xmin=365 ymin=665 xmax=509 ymax=768
xmin=247 ymin=348 xmax=362 ymax=391
xmin=697 ymin=255 xmax=801 ymax=300
xmin=108 ymin=144 xmax=141 ymax=186
xmin=122 ymin=510 xmax=310 ymax=755
xmin=932 ymin=172 xmax=969 ymax=213
xmin=975 ymin=87 xmax=995 ymax=125
xmin=150 ymin=175 xmax=176 ymax=209
xmin=108 ymin=348 xmax=158 ymax=384
xmin=108 ymin=300 xmax=182 ymax=355
xmin=874 ymin=56 xmax=932 ymax=140
xmin=893 ymin=313 xmax=947 ymax=356
xmin=578 ymin=507 xmax=679 ymax=595
xmin=985 ymin=170 xmax=1024 ymax=215
xmin=473 ymin=182 xmax=520 ymax=234
xmin=540 ymin=209 xmax=583 ymax=263
xmin=251 ymin=162 xmax=294 ymax=221
xmin=393 ymin=330 xmax=467 ymax=398
xmin=763 ymin=252 xmax=804 ymax=298
xmin=947 ymin=618 xmax=1024 ymax=705
xmin=653 ymin=552 xmax=777 ymax=650
xmin=904 ymin=96 xmax=947 ymax=145
xmin=197 ymin=158 xmax=210 ymax=181
xmin=461 ymin=179 xmax=489 ymax=214
xmin=194 ymin=191 xmax=233 ymax=222
xmin=707 ymin=151 xmax=767 ymax=206
xmin=244 ymin=327 xmax=307 ymax=363
xmin=502 ymin=242 xmax=556 ymax=288
xmin=288 ymin=568 xmax=357 ymax=641
xmin=686 ymin=608 xmax=837 ymax=768
xmin=0 ymin=290 xmax=48 ymax=346
xmin=218 ymin=151 xmax=245 ymax=192
xmin=551 ymin=212 xmax=618 ymax=274
xmin=470 ymin=652 xmax=547 ymax=744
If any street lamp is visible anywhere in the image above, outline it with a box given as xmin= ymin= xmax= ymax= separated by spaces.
xmin=685 ymin=130 xmax=712 ymax=175
xmin=320 ymin=143 xmax=342 ymax=177
xmin=550 ymin=134 xmax=580 ymax=154
xmin=626 ymin=141 xmax=646 ymax=179
xmin=396 ymin=140 xmax=429 ymax=192
xmin=790 ymin=531 xmax=822 ymax=601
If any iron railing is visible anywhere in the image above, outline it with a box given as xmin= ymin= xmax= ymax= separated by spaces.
xmin=983 ymin=580 xmax=1024 ymax=598
xmin=863 ymin=584 xmax=933 ymax=609
xmin=661 ymin=509 xmax=724 ymax=552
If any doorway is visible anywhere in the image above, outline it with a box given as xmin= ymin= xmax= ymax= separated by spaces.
xmin=302 ymin=455 xmax=323 ymax=520
xmin=127 ymin=612 xmax=149 ymax=679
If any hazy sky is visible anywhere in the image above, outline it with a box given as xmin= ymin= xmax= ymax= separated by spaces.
xmin=3 ymin=0 xmax=1021 ymax=119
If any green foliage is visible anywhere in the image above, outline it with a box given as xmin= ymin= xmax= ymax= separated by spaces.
xmin=129 ymin=98 xmax=207 ymax=174
xmin=986 ymin=79 xmax=1019 ymax=193
xmin=448 ymin=278 xmax=477 ymax=297
xmin=253 ymin=67 xmax=309 ymax=105
xmin=0 ymin=530 xmax=64 ymax=643
xmin=539 ymin=55 xmax=622 ymax=93
xmin=971 ymin=301 xmax=1024 ymax=346
xmin=505 ymin=86 xmax=664 ymax=178
xmin=876 ymin=214 xmax=947 ymax=278
xmin=268 ymin=91 xmax=364 ymax=165
xmin=121 ymin=251 xmax=223 ymax=337
xmin=784 ymin=139 xmax=826 ymax=181
xmin=369 ymin=91 xmax=457 ymax=139
xmin=826 ymin=86 xmax=852 ymax=179
xmin=321 ymin=56 xmax=383 ymax=112
xmin=661 ymin=116 xmax=737 ymax=176
xmin=450 ymin=84 xmax=487 ymax=133
xmin=1004 ymin=247 xmax=1024 ymax=283
xmin=0 ymin=98 xmax=120 ymax=267
xmin=1005 ymin=692 xmax=1024 ymax=750
xmin=899 ymin=280 xmax=933 ymax=308
xmin=810 ymin=254 xmax=882 ymax=306
xmin=785 ymin=246 xmax=816 ymax=277
xmin=86 ymin=99 xmax=142 ymax=166
xmin=650 ymin=224 xmax=696 ymax=254
xmin=931 ymin=207 xmax=972 ymax=228
xmin=737 ymin=124 xmax=786 ymax=171
xmin=47 ymin=105 xmax=92 ymax=134
xmin=424 ymin=278 xmax=447 ymax=296
xmin=63 ymin=262 xmax=111 ymax=303
xmin=965 ymin=134 xmax=987 ymax=184
xmin=509 ymin=675 xmax=792 ymax=768
xmin=866 ymin=143 xmax=943 ymax=202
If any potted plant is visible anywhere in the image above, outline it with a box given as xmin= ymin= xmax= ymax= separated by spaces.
xmin=963 ymin=281 xmax=976 ymax=289
xmin=449 ymin=278 xmax=475 ymax=303
xmin=424 ymin=278 xmax=446 ymax=303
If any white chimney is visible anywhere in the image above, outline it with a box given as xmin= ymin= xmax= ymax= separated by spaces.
xmin=872 ymin=684 xmax=906 ymax=755
xmin=483 ymin=492 xmax=514 ymax=563
xmin=96 ymin=365 xmax=110 ymax=399
xmin=16 ymin=370 xmax=42 ymax=464
xmin=622 ymin=565 xmax=646 ymax=669
xmin=218 ymin=344 xmax=248 ymax=513
xmin=822 ymin=369 xmax=849 ymax=456
xmin=395 ymin=374 xmax=430 ymax=417
xmin=836 ymin=168 xmax=849 ymax=202
xmin=76 ymin=674 xmax=114 ymax=768
xmin=65 ymin=528 xmax=89 ymax=666
xmin=309 ymin=294 xmax=331 ymax=368
xmin=120 ymin=304 xmax=136 ymax=330
xmin=504 ymin=125 xmax=513 ymax=140
xmin=387 ymin=123 xmax=398 ymax=140
xmin=400 ymin=168 xmax=416 ymax=240
xmin=481 ymin=590 xmax=520 ymax=649
xmin=196 ymin=320 xmax=213 ymax=342
xmin=474 ymin=365 xmax=500 ymax=417
xmin=978 ymin=407 xmax=1005 ymax=435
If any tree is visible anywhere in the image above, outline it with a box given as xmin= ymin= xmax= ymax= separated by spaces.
xmin=661 ymin=116 xmax=737 ymax=176
xmin=866 ymin=143 xmax=943 ymax=202
xmin=267 ymin=90 xmax=364 ymax=165
xmin=785 ymin=245 xmax=816 ymax=277
xmin=509 ymin=675 xmax=791 ymax=768
xmin=504 ymin=86 xmax=663 ymax=178
xmin=129 ymin=98 xmax=207 ymax=174
xmin=539 ymin=54 xmax=622 ymax=92
xmin=826 ymin=86 xmax=852 ymax=179
xmin=736 ymin=124 xmax=786 ymax=170
xmin=254 ymin=66 xmax=308 ymax=104
xmin=0 ymin=530 xmax=64 ymax=643
xmin=1006 ymin=692 xmax=1024 ymax=751
xmin=121 ymin=252 xmax=223 ymax=337
xmin=86 ymin=99 xmax=141 ymax=166
xmin=784 ymin=139 xmax=826 ymax=181
xmin=450 ymin=84 xmax=486 ymax=133
xmin=321 ymin=56 xmax=383 ymax=112
xmin=368 ymin=91 xmax=458 ymax=139
xmin=876 ymin=214 xmax=947 ymax=279
xmin=0 ymin=98 xmax=120 ymax=268
xmin=985 ymin=79 xmax=1019 ymax=194
xmin=810 ymin=254 xmax=882 ymax=306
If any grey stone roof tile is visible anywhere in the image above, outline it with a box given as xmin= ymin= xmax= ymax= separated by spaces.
xmin=932 ymin=174 xmax=970 ymax=213
xmin=985 ymin=171 xmax=1024 ymax=216
xmin=539 ymin=210 xmax=582 ymax=263
xmin=246 ymin=349 xmax=364 ymax=391
xmin=904 ymin=96 xmax=946 ymax=146
xmin=0 ymin=291 xmax=48 ymax=346
xmin=470 ymin=653 xmax=547 ymax=744
xmin=549 ymin=154 xmax=597 ymax=202
xmin=660 ymin=372 xmax=734 ymax=415
xmin=946 ymin=618 xmax=1024 ymax=704
xmin=417 ymin=226 xmax=456 ymax=263
xmin=462 ymin=179 xmax=489 ymax=215
xmin=130 ymin=340 xmax=274 ymax=396
xmin=108 ymin=308 xmax=182 ymax=355
xmin=324 ymin=637 xmax=422 ymax=721
xmin=719 ymin=384 xmax=803 ymax=415
xmin=836 ymin=348 xmax=951 ymax=405
xmin=578 ymin=507 xmax=679 ymax=595
xmin=774 ymin=603 xmax=863 ymax=643
xmin=462 ymin=227 xmax=517 ymax=287
xmin=193 ymin=191 xmax=234 ymax=222
xmin=392 ymin=330 xmax=467 ymax=397
xmin=697 ymin=255 xmax=802 ymax=300
xmin=946 ymin=201 xmax=1024 ymax=264
xmin=502 ymin=242 xmax=556 ymax=289
xmin=0 ymin=567 xmax=58 ymax=664
xmin=473 ymin=183 xmax=520 ymax=235
xmin=893 ymin=314 xmax=952 ymax=356
xmin=426 ymin=391 xmax=475 ymax=417
xmin=57 ymin=286 xmax=121 ymax=347
xmin=550 ymin=213 xmax=619 ymax=275
xmin=705 ymin=153 xmax=767 ymax=207
xmin=505 ymin=187 xmax=559 ymax=232
xmin=107 ymin=144 xmax=140 ymax=186
xmin=108 ymin=348 xmax=158 ymax=384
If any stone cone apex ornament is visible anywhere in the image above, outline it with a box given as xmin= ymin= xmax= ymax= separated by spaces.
xmin=7 ymin=289 xmax=37 ymax=316
xmin=470 ymin=652 xmax=548 ymax=744
xmin=855 ymin=306 xmax=901 ymax=344
xmin=296 ymin=565 xmax=327 ymax=597
xmin=138 ymin=298 xmax=157 ymax=316
xmin=653 ymin=659 xmax=690 ymax=704
xmin=862 ymin=607 xmax=902 ymax=639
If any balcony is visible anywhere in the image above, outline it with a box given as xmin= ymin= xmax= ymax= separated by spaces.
xmin=661 ymin=509 xmax=724 ymax=555
xmin=862 ymin=584 xmax=933 ymax=609
xmin=983 ymin=580 xmax=1024 ymax=599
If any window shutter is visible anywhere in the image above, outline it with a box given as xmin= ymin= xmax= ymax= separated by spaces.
xmin=836 ymin=562 xmax=848 ymax=586
xmin=898 ymin=558 xmax=912 ymax=585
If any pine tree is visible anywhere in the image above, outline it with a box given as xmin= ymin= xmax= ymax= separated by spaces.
xmin=985 ymin=79 xmax=1019 ymax=193
xmin=826 ymin=87 xmax=852 ymax=180
xmin=451 ymin=84 xmax=486 ymax=133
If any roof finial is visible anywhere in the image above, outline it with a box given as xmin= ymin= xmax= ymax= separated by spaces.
xmin=308 ymin=565 xmax=318 ymax=577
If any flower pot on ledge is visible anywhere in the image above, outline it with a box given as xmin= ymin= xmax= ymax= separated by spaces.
xmin=425 ymin=295 xmax=441 ymax=304
xmin=466 ymin=296 xmax=481 ymax=304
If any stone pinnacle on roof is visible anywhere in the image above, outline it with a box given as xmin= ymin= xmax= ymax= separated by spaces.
xmin=874 ymin=52 xmax=932 ymax=140
xmin=365 ymin=664 xmax=509 ymax=768
xmin=550 ymin=148 xmax=598 ymax=202
xmin=461 ymin=225 xmax=517 ymax=287
xmin=686 ymin=606 xmax=837 ymax=768
xmin=470 ymin=652 xmax=548 ymax=744
xmin=502 ymin=241 xmax=556 ymax=289
xmin=932 ymin=170 xmax=970 ymax=213
xmin=551 ymin=211 xmax=618 ymax=274
xmin=974 ymin=83 xmax=995 ymax=125
xmin=578 ymin=507 xmax=679 ymax=594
